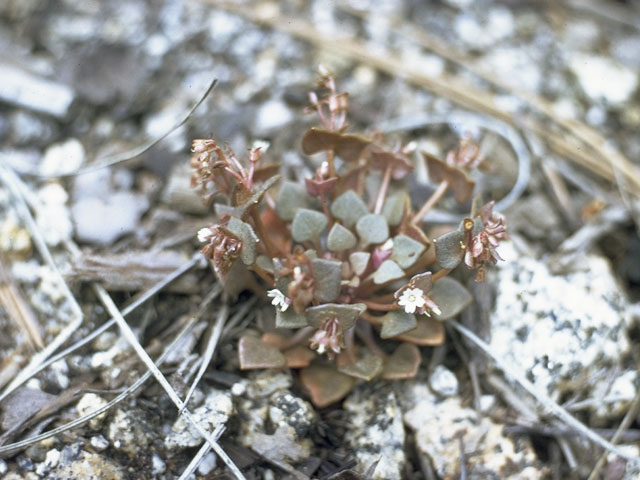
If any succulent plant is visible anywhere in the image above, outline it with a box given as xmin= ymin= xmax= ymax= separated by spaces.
xmin=191 ymin=68 xmax=508 ymax=407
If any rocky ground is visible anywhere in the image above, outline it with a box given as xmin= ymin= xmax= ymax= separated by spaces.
xmin=1 ymin=0 xmax=640 ymax=479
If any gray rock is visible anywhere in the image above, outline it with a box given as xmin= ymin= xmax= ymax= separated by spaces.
xmin=404 ymin=383 xmax=543 ymax=479
xmin=107 ymin=408 xmax=152 ymax=456
xmin=53 ymin=451 xmax=123 ymax=480
xmin=161 ymin=161 xmax=208 ymax=215
xmin=429 ymin=365 xmax=459 ymax=397
xmin=165 ymin=388 xmax=232 ymax=450
xmin=0 ymin=62 xmax=74 ymax=118
xmin=344 ymin=384 xmax=405 ymax=480
xmin=253 ymin=99 xmax=293 ymax=135
xmin=71 ymin=169 xmax=149 ymax=245
xmin=490 ymin=244 xmax=635 ymax=420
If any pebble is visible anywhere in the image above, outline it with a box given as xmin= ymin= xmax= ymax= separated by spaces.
xmin=429 ymin=365 xmax=459 ymax=397
xmin=90 ymin=435 xmax=109 ymax=451
xmin=197 ymin=452 xmax=217 ymax=476
xmin=344 ymin=384 xmax=406 ymax=480
xmin=107 ymin=409 xmax=152 ymax=456
xmin=165 ymin=389 xmax=233 ymax=449
xmin=570 ymin=53 xmax=638 ymax=106
xmin=56 ymin=451 xmax=123 ymax=480
xmin=0 ymin=459 xmax=6 ymax=475
xmin=76 ymin=393 xmax=109 ymax=430
xmin=404 ymin=383 xmax=543 ymax=479
xmin=40 ymin=138 xmax=85 ymax=177
xmin=151 ymin=454 xmax=166 ymax=475
xmin=253 ymin=99 xmax=293 ymax=135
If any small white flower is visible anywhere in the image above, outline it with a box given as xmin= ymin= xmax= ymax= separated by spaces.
xmin=397 ymin=287 xmax=426 ymax=314
xmin=197 ymin=227 xmax=212 ymax=243
xmin=267 ymin=289 xmax=290 ymax=312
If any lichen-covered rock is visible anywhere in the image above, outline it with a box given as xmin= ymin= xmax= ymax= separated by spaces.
xmin=53 ymin=450 xmax=123 ymax=480
xmin=490 ymin=245 xmax=635 ymax=420
xmin=165 ymin=388 xmax=232 ymax=450
xmin=107 ymin=408 xmax=152 ymax=457
xmin=404 ymin=383 xmax=543 ymax=479
xmin=238 ymin=370 xmax=315 ymax=465
xmin=343 ymin=384 xmax=405 ymax=480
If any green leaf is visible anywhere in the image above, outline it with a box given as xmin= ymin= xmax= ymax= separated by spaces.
xmin=382 ymin=191 xmax=407 ymax=227
xmin=276 ymin=308 xmax=309 ymax=329
xmin=291 ymin=208 xmax=328 ymax=243
xmin=373 ymin=260 xmax=404 ymax=285
xmin=391 ymin=234 xmax=426 ymax=269
xmin=434 ymin=229 xmax=465 ymax=269
xmin=382 ymin=344 xmax=421 ymax=380
xmin=300 ymin=366 xmax=355 ymax=408
xmin=327 ymin=223 xmax=357 ymax=252
xmin=331 ymin=190 xmax=369 ymax=228
xmin=226 ymin=217 xmax=259 ymax=265
xmin=311 ymin=258 xmax=342 ymax=302
xmin=306 ymin=303 xmax=366 ymax=331
xmin=275 ymin=181 xmax=312 ymax=221
xmin=429 ymin=276 xmax=473 ymax=320
xmin=356 ymin=214 xmax=389 ymax=246
xmin=349 ymin=252 xmax=370 ymax=276
xmin=338 ymin=351 xmax=383 ymax=381
xmin=238 ymin=336 xmax=286 ymax=369
xmin=380 ymin=310 xmax=417 ymax=339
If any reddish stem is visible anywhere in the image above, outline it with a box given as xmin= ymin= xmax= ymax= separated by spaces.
xmin=359 ymin=299 xmax=400 ymax=311
xmin=374 ymin=165 xmax=393 ymax=215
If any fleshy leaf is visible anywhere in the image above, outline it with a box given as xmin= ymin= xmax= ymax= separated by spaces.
xmin=300 ymin=366 xmax=355 ymax=408
xmin=423 ymin=152 xmax=474 ymax=204
xmin=382 ymin=191 xmax=407 ymax=227
xmin=233 ymin=175 xmax=280 ymax=219
xmin=356 ymin=214 xmax=389 ymax=246
xmin=391 ymin=234 xmax=426 ymax=269
xmin=238 ymin=336 xmax=286 ymax=369
xmin=275 ymin=181 xmax=312 ymax=221
xmin=291 ymin=208 xmax=328 ymax=243
xmin=396 ymin=317 xmax=445 ymax=346
xmin=373 ymin=259 xmax=404 ymax=285
xmin=430 ymin=276 xmax=473 ymax=320
xmin=256 ymin=255 xmax=274 ymax=273
xmin=283 ymin=346 xmax=315 ymax=368
xmin=331 ymin=190 xmax=369 ymax=228
xmin=327 ymin=223 xmax=357 ymax=252
xmin=382 ymin=344 xmax=422 ymax=380
xmin=301 ymin=128 xmax=372 ymax=162
xmin=337 ymin=351 xmax=383 ymax=381
xmin=349 ymin=252 xmax=370 ymax=276
xmin=227 ymin=217 xmax=259 ymax=265
xmin=380 ymin=310 xmax=417 ymax=339
xmin=311 ymin=258 xmax=342 ymax=302
xmin=434 ymin=229 xmax=465 ymax=269
xmin=276 ymin=308 xmax=309 ymax=329
xmin=306 ymin=303 xmax=366 ymax=331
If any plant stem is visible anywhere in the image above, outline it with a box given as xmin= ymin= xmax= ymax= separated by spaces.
xmin=360 ymin=299 xmax=399 ymax=311
xmin=432 ymin=268 xmax=451 ymax=282
xmin=279 ymin=326 xmax=314 ymax=350
xmin=355 ymin=319 xmax=385 ymax=357
xmin=326 ymin=149 xmax=336 ymax=178
xmin=250 ymin=209 xmax=279 ymax=257
xmin=412 ymin=180 xmax=449 ymax=224
xmin=374 ymin=165 xmax=392 ymax=214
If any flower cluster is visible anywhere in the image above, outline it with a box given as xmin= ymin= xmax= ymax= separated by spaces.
xmin=190 ymin=69 xmax=508 ymax=407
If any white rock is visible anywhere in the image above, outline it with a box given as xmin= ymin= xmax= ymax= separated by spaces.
xmin=197 ymin=452 xmax=217 ymax=476
xmin=482 ymin=47 xmax=541 ymax=92
xmin=107 ymin=409 xmax=152 ymax=456
xmin=90 ymin=435 xmax=109 ymax=451
xmin=429 ymin=365 xmax=459 ymax=397
xmin=344 ymin=386 xmax=405 ymax=480
xmin=0 ymin=459 xmax=7 ymax=474
xmin=151 ymin=454 xmax=166 ymax=475
xmin=41 ymin=138 xmax=85 ymax=176
xmin=570 ymin=54 xmax=638 ymax=106
xmin=44 ymin=449 xmax=60 ymax=468
xmin=76 ymin=393 xmax=109 ymax=430
xmin=404 ymin=383 xmax=542 ymax=479
xmin=165 ymin=389 xmax=233 ymax=449
xmin=253 ymin=100 xmax=293 ymax=134
xmin=490 ymin=251 xmax=632 ymax=418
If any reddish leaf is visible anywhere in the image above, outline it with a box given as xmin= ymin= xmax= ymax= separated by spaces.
xmin=299 ymin=366 xmax=355 ymax=407
xmin=382 ymin=344 xmax=422 ymax=380
xmin=301 ymin=128 xmax=371 ymax=162
xmin=422 ymin=152 xmax=475 ymax=204
xmin=395 ymin=317 xmax=445 ymax=346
